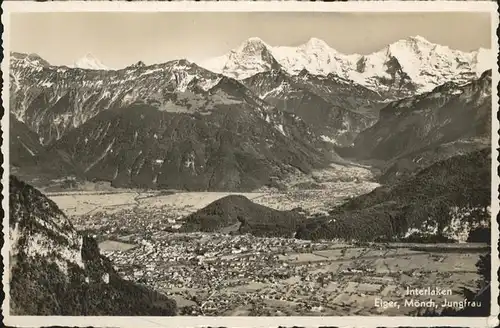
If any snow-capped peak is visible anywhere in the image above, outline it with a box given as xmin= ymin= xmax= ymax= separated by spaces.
xmin=246 ymin=36 xmax=268 ymax=44
xmin=198 ymin=35 xmax=493 ymax=96
xmin=386 ymin=35 xmax=435 ymax=57
xmin=273 ymin=37 xmax=358 ymax=77
xmin=199 ymin=37 xmax=278 ymax=79
xmin=73 ymin=53 xmax=110 ymax=70
xmin=303 ymin=37 xmax=332 ymax=51
xmin=407 ymin=35 xmax=431 ymax=44
xmin=236 ymin=37 xmax=271 ymax=54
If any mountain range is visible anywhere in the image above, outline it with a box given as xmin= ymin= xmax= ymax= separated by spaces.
xmin=199 ymin=36 xmax=491 ymax=98
xmin=9 ymin=36 xmax=493 ymax=190
xmin=31 ymin=35 xmax=491 ymax=99
xmin=10 ymin=47 xmax=492 ymax=188
xmin=10 ymin=53 xmax=341 ymax=190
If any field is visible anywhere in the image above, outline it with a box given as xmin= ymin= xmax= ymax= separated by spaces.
xmin=48 ymin=163 xmax=380 ymax=217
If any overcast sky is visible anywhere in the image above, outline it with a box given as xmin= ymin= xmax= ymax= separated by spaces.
xmin=10 ymin=12 xmax=492 ymax=69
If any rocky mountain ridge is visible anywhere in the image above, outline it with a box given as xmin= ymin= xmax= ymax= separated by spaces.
xmin=10 ymin=53 xmax=237 ymax=144
xmin=10 ymin=52 xmax=326 ymax=146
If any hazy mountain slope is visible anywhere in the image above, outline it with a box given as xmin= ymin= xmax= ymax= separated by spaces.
xmin=180 ymin=195 xmax=306 ymax=237
xmin=346 ymin=69 xmax=492 ymax=182
xmin=200 ymin=36 xmax=491 ymax=98
xmin=47 ymin=101 xmax=331 ymax=191
xmin=243 ymin=69 xmax=384 ymax=146
xmin=9 ymin=176 xmax=177 ymax=315
xmin=295 ymin=149 xmax=491 ymax=242
xmin=10 ymin=114 xmax=44 ymax=167
xmin=9 ymin=114 xmax=80 ymax=184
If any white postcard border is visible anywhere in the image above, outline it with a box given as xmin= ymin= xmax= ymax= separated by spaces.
xmin=1 ymin=1 xmax=499 ymax=327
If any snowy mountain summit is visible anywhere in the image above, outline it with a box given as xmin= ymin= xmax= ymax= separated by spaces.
xmin=73 ymin=53 xmax=110 ymax=70
xmin=199 ymin=36 xmax=492 ymax=97
xmin=202 ymin=37 xmax=280 ymax=79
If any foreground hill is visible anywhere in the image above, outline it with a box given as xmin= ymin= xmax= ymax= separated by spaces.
xmin=176 ymin=150 xmax=491 ymax=243
xmin=180 ymin=195 xmax=305 ymax=237
xmin=9 ymin=176 xmax=177 ymax=315
xmin=296 ymin=149 xmax=491 ymax=242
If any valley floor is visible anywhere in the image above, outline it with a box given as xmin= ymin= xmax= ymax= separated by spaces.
xmin=47 ymin=164 xmax=486 ymax=316
xmin=48 ymin=163 xmax=380 ymax=218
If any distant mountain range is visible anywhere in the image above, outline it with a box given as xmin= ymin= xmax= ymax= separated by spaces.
xmin=8 ymin=35 xmax=493 ymax=190
xmin=199 ymin=36 xmax=491 ymax=98
xmin=15 ymin=35 xmax=491 ymax=99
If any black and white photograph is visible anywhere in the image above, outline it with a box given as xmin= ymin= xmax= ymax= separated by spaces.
xmin=2 ymin=1 xmax=499 ymax=327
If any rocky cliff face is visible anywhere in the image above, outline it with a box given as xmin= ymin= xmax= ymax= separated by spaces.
xmin=9 ymin=176 xmax=177 ymax=315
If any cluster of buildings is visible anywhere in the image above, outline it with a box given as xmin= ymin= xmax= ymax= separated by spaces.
xmin=70 ymin=204 xmax=190 ymax=239
xmin=99 ymin=231 xmax=382 ymax=315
